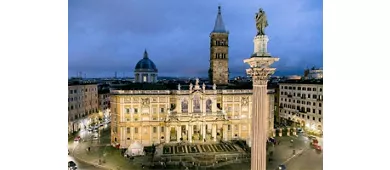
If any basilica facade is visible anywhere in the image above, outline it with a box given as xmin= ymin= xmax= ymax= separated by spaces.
xmin=110 ymin=79 xmax=275 ymax=147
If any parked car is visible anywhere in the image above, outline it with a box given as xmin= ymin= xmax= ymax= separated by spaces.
xmin=68 ymin=161 xmax=77 ymax=170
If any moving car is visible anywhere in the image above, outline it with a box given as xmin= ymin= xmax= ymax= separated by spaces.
xmin=278 ymin=164 xmax=286 ymax=170
xmin=68 ymin=161 xmax=77 ymax=170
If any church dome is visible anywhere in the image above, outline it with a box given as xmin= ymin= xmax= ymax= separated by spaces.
xmin=134 ymin=50 xmax=158 ymax=72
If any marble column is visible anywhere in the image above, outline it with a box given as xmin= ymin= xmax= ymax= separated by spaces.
xmin=166 ymin=126 xmax=170 ymax=143
xmin=223 ymin=124 xmax=228 ymax=141
xmin=279 ymin=128 xmax=283 ymax=137
xmin=212 ymin=124 xmax=217 ymax=142
xmin=244 ymin=34 xmax=279 ymax=170
xmin=202 ymin=124 xmax=206 ymax=141
xmin=287 ymin=127 xmax=290 ymax=136
xmin=177 ymin=126 xmax=182 ymax=142
xmin=188 ymin=125 xmax=193 ymax=143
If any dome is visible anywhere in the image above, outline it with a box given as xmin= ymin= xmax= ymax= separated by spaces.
xmin=134 ymin=50 xmax=158 ymax=72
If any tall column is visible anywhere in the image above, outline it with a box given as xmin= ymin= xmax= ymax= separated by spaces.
xmin=177 ymin=126 xmax=182 ymax=142
xmin=212 ymin=124 xmax=217 ymax=142
xmin=177 ymin=97 xmax=182 ymax=113
xmin=202 ymin=124 xmax=206 ymax=141
xmin=223 ymin=124 xmax=228 ymax=141
xmin=157 ymin=126 xmax=161 ymax=143
xmin=189 ymin=125 xmax=193 ymax=143
xmin=166 ymin=126 xmax=170 ymax=143
xmin=244 ymin=33 xmax=279 ymax=170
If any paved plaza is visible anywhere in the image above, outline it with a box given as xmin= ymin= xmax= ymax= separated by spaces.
xmin=68 ymin=125 xmax=322 ymax=170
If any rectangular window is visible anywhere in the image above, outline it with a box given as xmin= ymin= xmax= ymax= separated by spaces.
xmin=313 ymin=109 xmax=316 ymax=113
xmin=320 ymin=88 xmax=322 ymax=92
xmin=228 ymin=125 xmax=231 ymax=131
xmin=161 ymin=127 xmax=164 ymax=133
xmin=313 ymin=88 xmax=317 ymax=91
xmin=319 ymin=103 xmax=322 ymax=107
xmin=307 ymin=115 xmax=310 ymax=119
xmin=319 ymin=118 xmax=322 ymax=122
xmin=308 ymin=94 xmax=311 ymax=98
xmin=313 ymin=102 xmax=316 ymax=106
xmin=293 ymin=87 xmax=296 ymax=90
xmin=313 ymin=117 xmax=315 ymax=120
xmin=160 ymin=108 xmax=164 ymax=113
xmin=126 ymin=108 xmax=130 ymax=114
xmin=313 ymin=95 xmax=317 ymax=99
xmin=319 ymin=110 xmax=322 ymax=115
xmin=135 ymin=127 xmax=138 ymax=133
xmin=134 ymin=108 xmax=138 ymax=113
xmin=127 ymin=127 xmax=130 ymax=133
xmin=153 ymin=127 xmax=157 ymax=133
xmin=134 ymin=118 xmax=138 ymax=121
xmin=298 ymin=87 xmax=301 ymax=90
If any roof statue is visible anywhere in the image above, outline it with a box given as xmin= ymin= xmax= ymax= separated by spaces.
xmin=178 ymin=84 xmax=181 ymax=90
xmin=213 ymin=83 xmax=217 ymax=90
xmin=255 ymin=8 xmax=268 ymax=36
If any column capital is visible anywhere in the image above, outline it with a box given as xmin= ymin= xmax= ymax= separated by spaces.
xmin=246 ymin=67 xmax=276 ymax=86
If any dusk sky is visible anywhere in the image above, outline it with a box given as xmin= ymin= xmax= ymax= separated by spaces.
xmin=69 ymin=0 xmax=323 ymax=78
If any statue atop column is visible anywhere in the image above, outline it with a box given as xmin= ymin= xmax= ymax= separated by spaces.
xmin=255 ymin=8 xmax=268 ymax=36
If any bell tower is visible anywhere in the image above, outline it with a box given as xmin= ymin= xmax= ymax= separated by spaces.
xmin=209 ymin=5 xmax=229 ymax=85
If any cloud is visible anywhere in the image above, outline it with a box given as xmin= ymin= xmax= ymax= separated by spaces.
xmin=69 ymin=0 xmax=323 ymax=77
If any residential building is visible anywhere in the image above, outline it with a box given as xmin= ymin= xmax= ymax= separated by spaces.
xmin=68 ymin=81 xmax=99 ymax=134
xmin=278 ymin=79 xmax=323 ymax=134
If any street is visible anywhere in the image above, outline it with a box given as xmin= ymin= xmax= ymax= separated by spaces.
xmin=284 ymin=148 xmax=323 ymax=170
xmin=68 ymin=124 xmax=109 ymax=170
xmin=68 ymin=155 xmax=105 ymax=170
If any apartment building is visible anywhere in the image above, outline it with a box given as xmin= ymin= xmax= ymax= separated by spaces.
xmin=68 ymin=81 xmax=99 ymax=134
xmin=278 ymin=79 xmax=323 ymax=134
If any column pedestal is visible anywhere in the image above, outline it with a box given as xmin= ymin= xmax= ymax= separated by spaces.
xmin=279 ymin=128 xmax=283 ymax=137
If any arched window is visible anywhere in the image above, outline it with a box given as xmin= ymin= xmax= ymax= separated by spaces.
xmin=181 ymin=99 xmax=188 ymax=113
xmin=206 ymin=99 xmax=212 ymax=113
xmin=193 ymin=95 xmax=201 ymax=113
